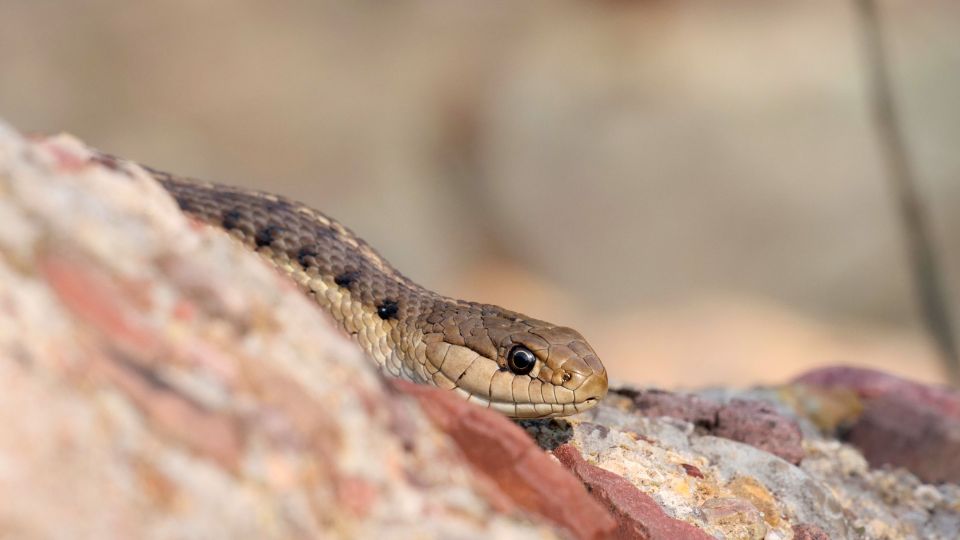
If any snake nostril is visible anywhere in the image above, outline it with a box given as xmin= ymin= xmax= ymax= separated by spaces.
xmin=575 ymin=371 xmax=608 ymax=404
xmin=561 ymin=372 xmax=572 ymax=383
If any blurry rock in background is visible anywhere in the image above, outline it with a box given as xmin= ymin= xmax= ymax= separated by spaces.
xmin=2 ymin=0 xmax=957 ymax=386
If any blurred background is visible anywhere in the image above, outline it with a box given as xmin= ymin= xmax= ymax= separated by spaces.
xmin=2 ymin=1 xmax=958 ymax=388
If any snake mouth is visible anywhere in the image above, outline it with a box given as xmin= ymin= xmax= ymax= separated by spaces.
xmin=452 ymin=388 xmax=603 ymax=419
xmin=445 ymin=366 xmax=608 ymax=418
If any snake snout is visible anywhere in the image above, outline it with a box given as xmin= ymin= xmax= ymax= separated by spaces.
xmin=539 ymin=329 xmax=608 ymax=413
xmin=572 ymin=369 xmax=608 ymax=411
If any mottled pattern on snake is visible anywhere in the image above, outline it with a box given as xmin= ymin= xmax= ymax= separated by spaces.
xmin=146 ymin=165 xmax=608 ymax=418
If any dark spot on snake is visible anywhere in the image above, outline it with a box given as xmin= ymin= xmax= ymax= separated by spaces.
xmin=222 ymin=209 xmax=243 ymax=230
xmin=266 ymin=200 xmax=291 ymax=213
xmin=297 ymin=246 xmax=319 ymax=267
xmin=377 ymin=299 xmax=399 ymax=319
xmin=315 ymin=225 xmax=337 ymax=241
xmin=335 ymin=270 xmax=361 ymax=288
xmin=174 ymin=196 xmax=198 ymax=212
xmin=255 ymin=225 xmax=284 ymax=247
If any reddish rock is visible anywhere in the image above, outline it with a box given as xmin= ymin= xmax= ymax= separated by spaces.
xmin=794 ymin=366 xmax=960 ymax=420
xmin=714 ymin=399 xmax=805 ymax=465
xmin=627 ymin=389 xmax=805 ymax=464
xmin=793 ymin=522 xmax=831 ymax=540
xmin=680 ymin=463 xmax=704 ymax=478
xmin=631 ymin=389 xmax=718 ymax=427
xmin=795 ymin=366 xmax=960 ymax=483
xmin=40 ymin=253 xmax=162 ymax=356
xmin=553 ymin=444 xmax=714 ymax=540
xmin=394 ymin=380 xmax=617 ymax=540
xmin=846 ymin=393 xmax=960 ymax=484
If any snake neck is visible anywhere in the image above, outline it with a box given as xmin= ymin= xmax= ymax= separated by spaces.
xmin=149 ymin=168 xmax=441 ymax=373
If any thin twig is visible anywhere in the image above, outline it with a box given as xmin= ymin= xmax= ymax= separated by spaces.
xmin=854 ymin=0 xmax=960 ymax=383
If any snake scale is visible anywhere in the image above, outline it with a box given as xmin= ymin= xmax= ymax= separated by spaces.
xmin=144 ymin=165 xmax=608 ymax=418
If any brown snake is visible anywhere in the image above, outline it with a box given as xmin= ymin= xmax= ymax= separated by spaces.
xmin=144 ymin=165 xmax=608 ymax=418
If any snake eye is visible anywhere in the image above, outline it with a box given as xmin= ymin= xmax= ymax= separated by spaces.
xmin=507 ymin=345 xmax=537 ymax=375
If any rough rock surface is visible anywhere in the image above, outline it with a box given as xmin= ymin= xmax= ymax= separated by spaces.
xmin=628 ymin=389 xmax=805 ymax=464
xmin=553 ymin=444 xmax=714 ymax=540
xmin=523 ymin=381 xmax=960 ymax=540
xmin=2 ymin=122 xmax=959 ymax=540
xmin=793 ymin=366 xmax=960 ymax=484
xmin=0 ymin=124 xmax=575 ymax=539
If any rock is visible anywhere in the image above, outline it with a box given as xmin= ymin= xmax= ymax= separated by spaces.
xmin=794 ymin=366 xmax=960 ymax=483
xmin=631 ymin=388 xmax=720 ymax=427
xmin=714 ymin=399 xmax=805 ymax=466
xmin=0 ymin=123 xmax=558 ymax=539
xmin=553 ymin=444 xmax=714 ymax=540
xmin=794 ymin=366 xmax=960 ymax=419
xmin=681 ymin=463 xmax=705 ymax=478
xmin=394 ymin=380 xmax=617 ymax=540
xmin=523 ymin=383 xmax=960 ymax=539
xmin=726 ymin=476 xmax=781 ymax=527
xmin=627 ymin=388 xmax=805 ymax=464
xmin=846 ymin=394 xmax=960 ymax=484
xmin=792 ymin=523 xmax=831 ymax=540
xmin=698 ymin=497 xmax=767 ymax=540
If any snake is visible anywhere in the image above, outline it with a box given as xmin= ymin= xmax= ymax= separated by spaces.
xmin=141 ymin=164 xmax=608 ymax=418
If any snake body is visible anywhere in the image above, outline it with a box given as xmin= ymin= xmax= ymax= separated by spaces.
xmin=146 ymin=166 xmax=607 ymax=418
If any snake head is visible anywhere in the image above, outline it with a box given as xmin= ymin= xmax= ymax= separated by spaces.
xmin=420 ymin=302 xmax=608 ymax=418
